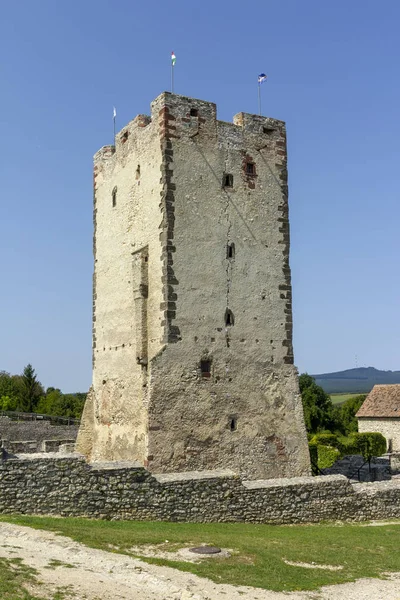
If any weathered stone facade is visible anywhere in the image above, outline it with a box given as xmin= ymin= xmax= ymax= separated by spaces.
xmin=76 ymin=92 xmax=310 ymax=479
xmin=1 ymin=454 xmax=400 ymax=524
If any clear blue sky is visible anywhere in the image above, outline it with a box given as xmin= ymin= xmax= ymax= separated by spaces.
xmin=1 ymin=0 xmax=399 ymax=392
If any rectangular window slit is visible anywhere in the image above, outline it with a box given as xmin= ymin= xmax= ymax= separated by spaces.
xmin=246 ymin=162 xmax=255 ymax=175
xmin=200 ymin=360 xmax=211 ymax=378
xmin=227 ymin=242 xmax=235 ymax=259
xmin=223 ymin=173 xmax=233 ymax=188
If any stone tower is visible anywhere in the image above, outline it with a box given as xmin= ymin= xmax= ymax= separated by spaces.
xmin=76 ymin=92 xmax=310 ymax=480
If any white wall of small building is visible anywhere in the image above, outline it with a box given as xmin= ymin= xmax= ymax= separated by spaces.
xmin=358 ymin=418 xmax=400 ymax=452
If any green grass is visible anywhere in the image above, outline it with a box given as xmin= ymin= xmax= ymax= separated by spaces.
xmin=0 ymin=556 xmax=42 ymax=600
xmin=330 ymin=393 xmax=361 ymax=405
xmin=2 ymin=516 xmax=400 ymax=592
xmin=0 ymin=555 xmax=77 ymax=600
xmin=44 ymin=559 xmax=76 ymax=570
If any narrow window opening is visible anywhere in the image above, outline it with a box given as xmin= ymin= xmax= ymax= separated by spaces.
xmin=136 ymin=164 xmax=141 ymax=180
xmin=225 ymin=309 xmax=234 ymax=326
xmin=227 ymin=242 xmax=235 ymax=259
xmin=190 ymin=108 xmax=199 ymax=117
xmin=121 ymin=131 xmax=129 ymax=143
xmin=200 ymin=360 xmax=211 ymax=378
xmin=230 ymin=417 xmax=237 ymax=431
xmin=112 ymin=186 xmax=117 ymax=207
xmin=223 ymin=173 xmax=233 ymax=188
xmin=246 ymin=162 xmax=255 ymax=175
xmin=263 ymin=126 xmax=275 ymax=134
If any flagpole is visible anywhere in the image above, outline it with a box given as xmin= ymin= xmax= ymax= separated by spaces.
xmin=171 ymin=52 xmax=176 ymax=93
xmin=258 ymin=83 xmax=261 ymax=116
xmin=113 ymin=113 xmax=116 ymax=144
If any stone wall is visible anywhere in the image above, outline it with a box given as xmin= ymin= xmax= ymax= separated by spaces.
xmin=1 ymin=454 xmax=400 ymax=523
xmin=3 ymin=439 xmax=76 ymax=454
xmin=322 ymin=454 xmax=392 ymax=481
xmin=0 ymin=417 xmax=79 ymax=446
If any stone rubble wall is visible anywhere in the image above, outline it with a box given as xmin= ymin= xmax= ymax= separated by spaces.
xmin=2 ymin=439 xmax=76 ymax=454
xmin=322 ymin=454 xmax=392 ymax=482
xmin=0 ymin=455 xmax=400 ymax=524
xmin=0 ymin=417 xmax=79 ymax=445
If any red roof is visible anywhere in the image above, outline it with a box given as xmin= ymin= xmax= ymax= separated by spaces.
xmin=356 ymin=384 xmax=400 ymax=418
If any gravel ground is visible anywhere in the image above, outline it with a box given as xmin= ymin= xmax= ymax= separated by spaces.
xmin=0 ymin=522 xmax=400 ymax=600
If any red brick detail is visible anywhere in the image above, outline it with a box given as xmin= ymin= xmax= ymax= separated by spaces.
xmin=242 ymin=152 xmax=257 ymax=188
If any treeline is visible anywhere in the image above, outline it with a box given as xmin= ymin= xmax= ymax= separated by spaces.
xmin=300 ymin=373 xmax=365 ymax=436
xmin=0 ymin=364 xmax=86 ymax=419
xmin=300 ymin=373 xmax=386 ymax=470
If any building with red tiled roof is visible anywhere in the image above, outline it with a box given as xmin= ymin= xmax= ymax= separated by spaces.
xmin=356 ymin=384 xmax=400 ymax=451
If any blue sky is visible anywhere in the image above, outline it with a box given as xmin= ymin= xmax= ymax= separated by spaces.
xmin=1 ymin=0 xmax=399 ymax=391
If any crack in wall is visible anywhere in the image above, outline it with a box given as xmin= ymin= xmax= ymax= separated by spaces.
xmin=223 ymin=151 xmax=233 ymax=347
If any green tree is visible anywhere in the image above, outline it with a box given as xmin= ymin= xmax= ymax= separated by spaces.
xmin=299 ymin=373 xmax=335 ymax=434
xmin=0 ymin=395 xmax=17 ymax=411
xmin=350 ymin=432 xmax=387 ymax=464
xmin=0 ymin=371 xmax=20 ymax=407
xmin=339 ymin=394 xmax=366 ymax=434
xmin=20 ymin=364 xmax=44 ymax=412
xmin=36 ymin=388 xmax=62 ymax=415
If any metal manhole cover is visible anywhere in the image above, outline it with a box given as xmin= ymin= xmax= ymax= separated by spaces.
xmin=189 ymin=546 xmax=221 ymax=555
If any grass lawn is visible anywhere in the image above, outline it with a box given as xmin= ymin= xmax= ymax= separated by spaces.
xmin=0 ymin=556 xmax=47 ymax=600
xmin=330 ymin=393 xmax=362 ymax=405
xmin=2 ymin=516 xmax=400 ymax=593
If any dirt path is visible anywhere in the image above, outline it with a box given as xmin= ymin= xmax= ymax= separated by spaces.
xmin=1 ymin=522 xmax=400 ymax=600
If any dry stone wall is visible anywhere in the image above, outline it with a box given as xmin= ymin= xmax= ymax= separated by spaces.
xmin=0 ymin=418 xmax=79 ymax=454
xmin=0 ymin=417 xmax=79 ymax=443
xmin=1 ymin=454 xmax=400 ymax=524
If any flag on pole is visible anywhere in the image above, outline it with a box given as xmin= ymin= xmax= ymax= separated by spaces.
xmin=171 ymin=52 xmax=176 ymax=66
xmin=258 ymin=73 xmax=267 ymax=84
xmin=113 ymin=107 xmax=116 ymax=118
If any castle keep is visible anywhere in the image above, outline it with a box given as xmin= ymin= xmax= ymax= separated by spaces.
xmin=76 ymin=92 xmax=310 ymax=479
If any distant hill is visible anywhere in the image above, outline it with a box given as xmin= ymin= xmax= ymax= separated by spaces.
xmin=312 ymin=367 xmax=400 ymax=394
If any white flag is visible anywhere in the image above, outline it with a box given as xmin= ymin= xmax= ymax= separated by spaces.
xmin=113 ymin=107 xmax=116 ymax=119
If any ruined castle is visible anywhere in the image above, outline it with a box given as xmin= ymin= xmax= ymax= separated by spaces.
xmin=76 ymin=92 xmax=310 ymax=480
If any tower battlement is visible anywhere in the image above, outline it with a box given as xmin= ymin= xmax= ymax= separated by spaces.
xmin=94 ymin=93 xmax=286 ymax=166
xmin=77 ymin=92 xmax=310 ymax=480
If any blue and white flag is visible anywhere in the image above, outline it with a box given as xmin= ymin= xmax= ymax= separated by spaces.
xmin=258 ymin=73 xmax=267 ymax=84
